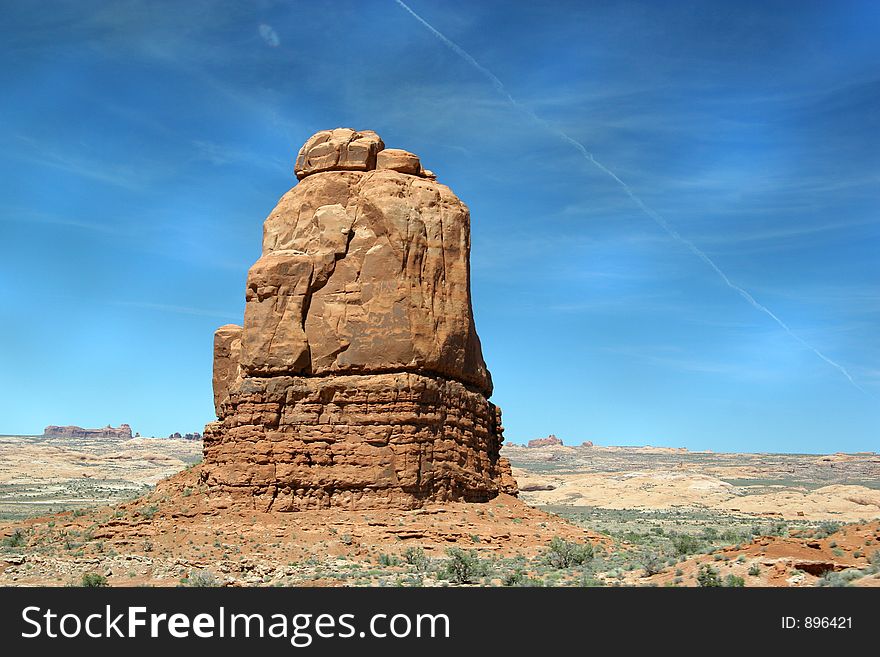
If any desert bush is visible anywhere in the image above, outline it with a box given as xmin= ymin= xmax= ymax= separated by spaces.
xmin=403 ymin=547 xmax=428 ymax=571
xmin=444 ymin=548 xmax=485 ymax=584
xmin=640 ymin=550 xmax=665 ymax=576
xmin=767 ymin=522 xmax=788 ymax=537
xmin=748 ymin=564 xmax=761 ymax=577
xmin=378 ymin=553 xmax=400 ymax=567
xmin=2 ymin=529 xmax=26 ymax=548
xmin=81 ymin=573 xmax=108 ymax=587
xmin=817 ymin=568 xmax=864 ymax=587
xmin=183 ymin=569 xmax=220 ymax=587
xmin=546 ymin=537 xmax=593 ymax=568
xmin=724 ymin=574 xmax=745 ymax=587
xmin=818 ymin=521 xmax=841 ymax=537
xmin=869 ymin=550 xmax=880 ymax=573
xmin=139 ymin=505 xmax=159 ymax=520
xmin=670 ymin=533 xmax=701 ymax=556
xmin=502 ymin=570 xmax=524 ymax=586
xmin=697 ymin=564 xmax=722 ymax=587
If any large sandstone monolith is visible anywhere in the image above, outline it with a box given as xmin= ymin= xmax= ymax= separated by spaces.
xmin=202 ymin=128 xmax=517 ymax=511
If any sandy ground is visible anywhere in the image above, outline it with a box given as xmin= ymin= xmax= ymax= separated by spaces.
xmin=509 ymin=444 xmax=880 ymax=522
xmin=0 ymin=466 xmax=605 ymax=586
xmin=626 ymin=520 xmax=880 ymax=588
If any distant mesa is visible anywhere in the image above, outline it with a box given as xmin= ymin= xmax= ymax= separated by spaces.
xmin=42 ymin=424 xmax=132 ymax=440
xmin=167 ymin=432 xmax=203 ymax=441
xmin=527 ymin=435 xmax=564 ymax=448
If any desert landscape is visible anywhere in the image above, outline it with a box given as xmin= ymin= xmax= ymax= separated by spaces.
xmin=1 ymin=127 xmax=878 ymax=589
xmin=1 ymin=433 xmax=877 ymax=587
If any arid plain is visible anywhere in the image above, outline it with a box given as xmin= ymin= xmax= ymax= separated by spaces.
xmin=1 ymin=434 xmax=877 ymax=587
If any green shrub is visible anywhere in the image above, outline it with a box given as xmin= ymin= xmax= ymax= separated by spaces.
xmin=502 ymin=570 xmax=524 ymax=587
xmin=139 ymin=505 xmax=159 ymax=520
xmin=81 ymin=573 xmax=108 ymax=587
xmin=670 ymin=533 xmax=701 ymax=556
xmin=869 ymin=550 xmax=880 ymax=573
xmin=546 ymin=537 xmax=593 ymax=568
xmin=816 ymin=569 xmax=864 ymax=587
xmin=748 ymin=564 xmax=761 ymax=577
xmin=640 ymin=550 xmax=665 ymax=576
xmin=697 ymin=564 xmax=722 ymax=587
xmin=444 ymin=548 xmax=484 ymax=584
xmin=183 ymin=569 xmax=219 ymax=587
xmin=2 ymin=529 xmax=26 ymax=548
xmin=725 ymin=574 xmax=745 ymax=587
xmin=767 ymin=522 xmax=788 ymax=537
xmin=403 ymin=547 xmax=428 ymax=571
xmin=818 ymin=521 xmax=841 ymax=537
xmin=378 ymin=553 xmax=400 ymax=567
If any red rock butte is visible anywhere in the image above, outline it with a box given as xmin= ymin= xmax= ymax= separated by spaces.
xmin=202 ymin=128 xmax=517 ymax=511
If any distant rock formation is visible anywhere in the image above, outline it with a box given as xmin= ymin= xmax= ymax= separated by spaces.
xmin=42 ymin=424 xmax=132 ymax=440
xmin=527 ymin=435 xmax=564 ymax=448
xmin=582 ymin=440 xmax=594 ymax=448
xmin=202 ymin=128 xmax=517 ymax=511
xmin=167 ymin=432 xmax=203 ymax=441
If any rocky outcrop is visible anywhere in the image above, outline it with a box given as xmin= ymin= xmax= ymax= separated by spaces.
xmin=42 ymin=424 xmax=133 ymax=440
xmin=527 ymin=435 xmax=564 ymax=448
xmin=168 ymin=432 xmax=203 ymax=441
xmin=203 ymin=128 xmax=516 ymax=510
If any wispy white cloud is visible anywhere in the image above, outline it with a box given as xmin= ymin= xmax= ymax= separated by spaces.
xmin=604 ymin=345 xmax=777 ymax=380
xmin=112 ymin=301 xmax=239 ymax=321
xmin=8 ymin=135 xmax=146 ymax=191
xmin=258 ymin=23 xmax=280 ymax=48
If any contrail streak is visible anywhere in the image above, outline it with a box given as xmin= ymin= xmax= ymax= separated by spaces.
xmin=394 ymin=0 xmax=864 ymax=392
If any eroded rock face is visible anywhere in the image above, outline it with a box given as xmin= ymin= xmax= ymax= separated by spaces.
xmin=43 ymin=424 xmax=133 ymax=440
xmin=203 ymin=128 xmax=516 ymax=510
xmin=294 ymin=128 xmax=384 ymax=180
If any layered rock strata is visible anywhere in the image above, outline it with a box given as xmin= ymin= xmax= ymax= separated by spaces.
xmin=203 ymin=128 xmax=516 ymax=510
xmin=43 ymin=424 xmax=133 ymax=440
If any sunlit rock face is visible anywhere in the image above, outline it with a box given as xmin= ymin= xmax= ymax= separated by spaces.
xmin=202 ymin=128 xmax=516 ymax=511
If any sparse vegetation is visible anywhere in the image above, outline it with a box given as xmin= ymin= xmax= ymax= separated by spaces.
xmin=378 ymin=553 xmax=400 ymax=567
xmin=546 ymin=537 xmax=593 ymax=568
xmin=670 ymin=533 xmax=701 ymax=556
xmin=403 ymin=546 xmax=428 ymax=571
xmin=444 ymin=548 xmax=485 ymax=584
xmin=817 ymin=571 xmax=849 ymax=587
xmin=724 ymin=574 xmax=745 ymax=587
xmin=183 ymin=569 xmax=220 ymax=587
xmin=2 ymin=529 xmax=26 ymax=548
xmin=640 ymin=550 xmax=665 ymax=576
xmin=81 ymin=573 xmax=108 ymax=587
xmin=697 ymin=564 xmax=722 ymax=587
xmin=139 ymin=505 xmax=159 ymax=520
xmin=818 ymin=521 xmax=841 ymax=537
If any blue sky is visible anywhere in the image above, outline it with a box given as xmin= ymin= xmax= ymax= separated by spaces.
xmin=1 ymin=0 xmax=877 ymax=452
